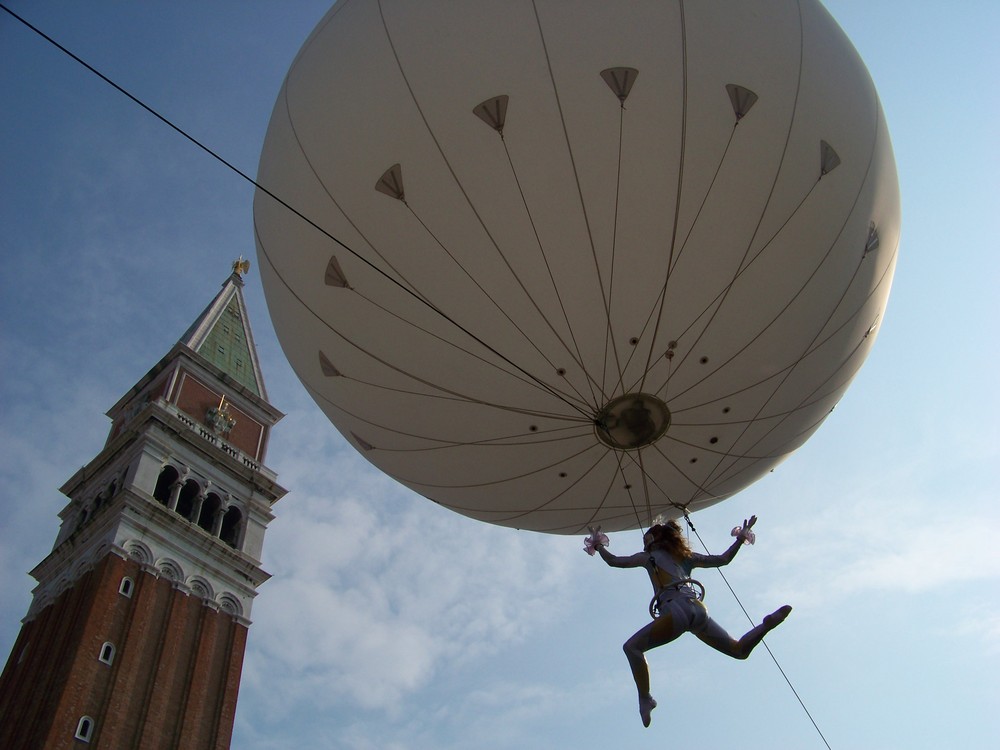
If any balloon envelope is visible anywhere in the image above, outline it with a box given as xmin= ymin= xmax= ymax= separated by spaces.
xmin=254 ymin=0 xmax=899 ymax=533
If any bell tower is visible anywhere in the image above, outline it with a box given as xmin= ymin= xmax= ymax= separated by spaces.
xmin=0 ymin=261 xmax=286 ymax=749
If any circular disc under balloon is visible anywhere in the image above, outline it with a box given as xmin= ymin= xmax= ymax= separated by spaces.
xmin=254 ymin=0 xmax=900 ymax=534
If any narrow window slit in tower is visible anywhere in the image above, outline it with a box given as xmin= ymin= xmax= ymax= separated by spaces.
xmin=75 ymin=716 xmax=94 ymax=742
xmin=98 ymin=642 xmax=115 ymax=665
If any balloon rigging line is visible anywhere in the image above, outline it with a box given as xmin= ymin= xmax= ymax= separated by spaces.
xmin=612 ymin=450 xmax=649 ymax=533
xmin=431 ymin=444 xmax=610 ymax=506
xmin=279 ymin=89 xmax=436 ymax=312
xmin=690 ymin=103 xmax=884 ymax=496
xmin=606 ymin=443 xmax=722 ymax=531
xmin=529 ymin=0 xmax=627 ymax=391
xmin=307 ymin=370 xmax=593 ymax=436
xmin=543 ymin=506 xmax=644 ymax=535
xmin=282 ymin=73 xmax=581 ymax=415
xmin=579 ymin=454 xmax=641 ymax=535
xmin=495 ymin=128 xmax=604 ymax=410
xmin=627 ymin=117 xmax=739 ymax=391
xmin=320 ymin=244 xmax=585 ymax=407
xmin=604 ymin=103 xmax=628 ymax=400
xmin=694 ymin=305 xmax=877 ymax=495
xmin=651 ymin=175 xmax=822 ymax=404
xmin=660 ymin=336 xmax=674 ymax=402
xmin=636 ymin=450 xmax=656 ymax=529
xmin=598 ymin=450 xmax=651 ymax=534
xmin=667 ymin=7 xmax=808 ymax=402
xmin=366 ymin=437 xmax=607 ymax=494
xmin=280 ymin=77 xmax=485 ymax=340
xmin=399 ymin=180 xmax=596 ymax=409
xmin=400 ymin=200 xmax=596 ymax=410
xmin=254 ymin=219 xmax=589 ymax=422
xmin=375 ymin=0 xmax=605 ymax=422
xmin=703 ymin=307 xmax=868 ymax=485
xmin=0 ymin=3 xmax=593 ymax=427
xmin=607 ymin=58 xmax=746 ymax=401
xmin=656 ymin=180 xmax=820 ymax=406
xmin=665 ymin=313 xmax=887 ymax=493
xmin=268 ymin=206 xmax=564 ymax=406
xmin=682 ymin=515 xmax=834 ymax=750
xmin=646 ymin=439 xmax=723 ymax=505
xmin=379 ymin=0 xmax=647 ymax=416
xmin=738 ymin=0 xmax=805 ymax=286
xmin=639 ymin=0 xmax=690 ymax=395
xmin=618 ymin=117 xmax=741 ymax=401
xmin=666 ymin=123 xmax=740 ymax=278
xmin=649 ymin=179 xmax=827 ymax=413
xmin=657 ymin=0 xmax=806 ymax=400
xmin=598 ymin=98 xmax=679 ymax=405
xmin=303 ymin=385 xmax=618 ymax=499
xmin=704 ymin=260 xmax=895 ymax=491
xmin=254 ymin=225 xmax=590 ymax=429
xmin=474 ymin=446 xmax=678 ymax=532
xmin=667 ymin=234 xmax=895 ymax=422
xmin=359 ymin=424 xmax=598 ymax=453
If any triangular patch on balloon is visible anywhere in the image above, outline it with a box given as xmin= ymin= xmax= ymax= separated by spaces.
xmin=726 ymin=84 xmax=758 ymax=120
xmin=351 ymin=432 xmax=374 ymax=451
xmin=318 ymin=351 xmax=341 ymax=377
xmin=325 ymin=255 xmax=350 ymax=288
xmin=864 ymin=222 xmax=880 ymax=257
xmin=601 ymin=67 xmax=639 ymax=102
xmin=820 ymin=140 xmax=841 ymax=175
xmin=473 ymin=95 xmax=509 ymax=133
xmin=375 ymin=163 xmax=405 ymax=200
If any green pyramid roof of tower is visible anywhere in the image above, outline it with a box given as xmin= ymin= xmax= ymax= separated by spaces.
xmin=178 ymin=262 xmax=266 ymax=398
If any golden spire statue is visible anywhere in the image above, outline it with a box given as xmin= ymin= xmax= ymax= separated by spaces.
xmin=232 ymin=256 xmax=251 ymax=277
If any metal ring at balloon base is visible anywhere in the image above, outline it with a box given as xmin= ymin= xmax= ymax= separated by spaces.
xmin=649 ymin=580 xmax=706 ymax=619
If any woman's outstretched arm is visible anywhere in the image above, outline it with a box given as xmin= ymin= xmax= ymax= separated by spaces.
xmin=596 ymin=543 xmax=647 ymax=568
xmin=584 ymin=527 xmax=645 ymax=568
xmin=690 ymin=516 xmax=757 ymax=569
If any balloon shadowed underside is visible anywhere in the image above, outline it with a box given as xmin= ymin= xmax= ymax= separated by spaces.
xmin=254 ymin=0 xmax=900 ymax=534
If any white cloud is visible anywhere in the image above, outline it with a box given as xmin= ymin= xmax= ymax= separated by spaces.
xmin=954 ymin=604 xmax=1000 ymax=655
xmin=241 ymin=409 xmax=575 ymax=725
xmin=751 ymin=471 xmax=1000 ymax=612
xmin=836 ymin=518 xmax=1000 ymax=593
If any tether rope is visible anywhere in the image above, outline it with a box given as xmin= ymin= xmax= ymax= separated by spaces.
xmin=681 ymin=512 xmax=834 ymax=750
xmin=0 ymin=3 xmax=591 ymax=423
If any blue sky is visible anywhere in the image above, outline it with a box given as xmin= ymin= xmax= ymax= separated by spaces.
xmin=1 ymin=2 xmax=997 ymax=749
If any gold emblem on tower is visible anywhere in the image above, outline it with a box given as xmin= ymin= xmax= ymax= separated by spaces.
xmin=206 ymin=395 xmax=237 ymax=437
xmin=232 ymin=256 xmax=251 ymax=277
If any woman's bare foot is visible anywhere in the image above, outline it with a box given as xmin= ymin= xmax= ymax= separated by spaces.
xmin=639 ymin=694 xmax=657 ymax=727
xmin=763 ymin=604 xmax=792 ymax=630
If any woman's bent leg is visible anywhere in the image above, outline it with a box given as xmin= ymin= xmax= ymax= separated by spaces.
xmin=695 ymin=605 xmax=792 ymax=659
xmin=622 ymin=612 xmax=686 ymax=726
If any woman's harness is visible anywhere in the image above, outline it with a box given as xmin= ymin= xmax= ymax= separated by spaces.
xmin=647 ymin=553 xmax=705 ymax=619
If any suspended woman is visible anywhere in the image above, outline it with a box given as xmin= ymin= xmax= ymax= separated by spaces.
xmin=586 ymin=517 xmax=791 ymax=727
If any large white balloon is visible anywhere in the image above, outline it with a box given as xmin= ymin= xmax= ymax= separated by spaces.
xmin=254 ymin=0 xmax=899 ymax=534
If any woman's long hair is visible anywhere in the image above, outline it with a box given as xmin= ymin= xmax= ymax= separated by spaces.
xmin=644 ymin=520 xmax=693 ymax=559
